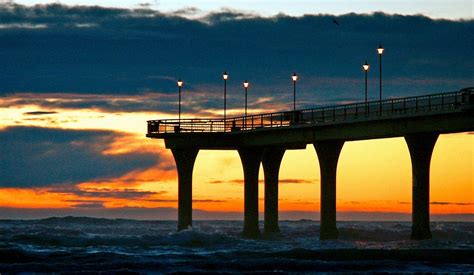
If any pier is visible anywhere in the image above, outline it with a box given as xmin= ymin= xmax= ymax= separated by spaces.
xmin=147 ymin=88 xmax=474 ymax=240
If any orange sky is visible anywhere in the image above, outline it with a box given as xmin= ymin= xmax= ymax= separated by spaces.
xmin=0 ymin=95 xmax=472 ymax=217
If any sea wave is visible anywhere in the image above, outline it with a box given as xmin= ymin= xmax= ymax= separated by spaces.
xmin=0 ymin=217 xmax=473 ymax=272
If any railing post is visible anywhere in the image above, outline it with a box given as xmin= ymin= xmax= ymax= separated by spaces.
xmin=441 ymin=94 xmax=444 ymax=109
xmin=311 ymin=109 xmax=314 ymax=123
xmin=355 ymin=104 xmax=358 ymax=118
xmin=428 ymin=96 xmax=431 ymax=111
xmin=403 ymin=98 xmax=406 ymax=112
xmin=391 ymin=99 xmax=394 ymax=113
xmin=344 ymin=106 xmax=346 ymax=119
xmin=322 ymin=109 xmax=325 ymax=122
xmin=280 ymin=113 xmax=283 ymax=126
xmin=261 ymin=115 xmax=263 ymax=127
xmin=416 ymin=97 xmax=419 ymax=112
xmin=333 ymin=107 xmax=336 ymax=121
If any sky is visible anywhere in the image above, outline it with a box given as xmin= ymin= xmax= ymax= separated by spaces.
xmin=6 ymin=0 xmax=474 ymax=20
xmin=0 ymin=1 xmax=472 ymax=220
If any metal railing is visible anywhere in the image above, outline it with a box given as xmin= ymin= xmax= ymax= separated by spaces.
xmin=147 ymin=88 xmax=473 ymax=135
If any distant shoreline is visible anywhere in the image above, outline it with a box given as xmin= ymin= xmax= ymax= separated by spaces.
xmin=0 ymin=214 xmax=473 ymax=222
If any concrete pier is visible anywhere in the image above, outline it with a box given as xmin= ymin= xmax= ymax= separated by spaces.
xmin=149 ymin=89 xmax=473 ymax=239
xmin=171 ymin=148 xmax=199 ymax=231
xmin=262 ymin=148 xmax=286 ymax=233
xmin=405 ymin=133 xmax=439 ymax=240
xmin=238 ymin=148 xmax=264 ymax=238
xmin=313 ymin=141 xmax=345 ymax=240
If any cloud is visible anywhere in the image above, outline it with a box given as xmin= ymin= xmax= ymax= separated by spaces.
xmin=398 ymin=201 xmax=472 ymax=206
xmin=0 ymin=3 xmax=472 ymax=112
xmin=1 ymin=93 xmax=177 ymax=114
xmin=279 ymin=179 xmax=318 ymax=184
xmin=209 ymin=178 xmax=317 ymax=185
xmin=430 ymin=201 xmax=473 ymax=206
xmin=0 ymin=126 xmax=159 ymax=187
xmin=145 ymin=199 xmax=227 ymax=203
xmin=50 ymin=186 xmax=167 ymax=199
xmin=192 ymin=199 xmax=227 ymax=203
xmin=23 ymin=111 xmax=58 ymax=115
xmin=64 ymin=199 xmax=107 ymax=208
xmin=71 ymin=202 xmax=105 ymax=208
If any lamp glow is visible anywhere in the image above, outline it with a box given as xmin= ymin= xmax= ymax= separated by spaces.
xmin=377 ymin=44 xmax=384 ymax=55
xmin=177 ymin=79 xmax=184 ymax=87
xmin=292 ymin=73 xmax=298 ymax=82
xmin=243 ymin=80 xmax=249 ymax=88
xmin=363 ymin=61 xmax=370 ymax=71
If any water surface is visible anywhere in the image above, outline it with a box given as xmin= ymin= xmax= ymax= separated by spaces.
xmin=0 ymin=217 xmax=472 ymax=272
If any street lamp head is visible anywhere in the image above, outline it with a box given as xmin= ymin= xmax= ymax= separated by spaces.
xmin=292 ymin=72 xmax=298 ymax=82
xmin=243 ymin=80 xmax=249 ymax=88
xmin=363 ymin=60 xmax=370 ymax=71
xmin=223 ymin=71 xmax=228 ymax=80
xmin=177 ymin=79 xmax=183 ymax=87
xmin=377 ymin=44 xmax=384 ymax=55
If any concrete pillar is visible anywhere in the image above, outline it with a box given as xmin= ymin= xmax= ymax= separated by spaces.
xmin=313 ymin=140 xmax=344 ymax=240
xmin=238 ymin=148 xmax=264 ymax=238
xmin=262 ymin=148 xmax=286 ymax=233
xmin=171 ymin=148 xmax=199 ymax=231
xmin=405 ymin=133 xmax=438 ymax=240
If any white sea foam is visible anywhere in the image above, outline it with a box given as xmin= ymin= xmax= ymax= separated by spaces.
xmin=0 ymin=217 xmax=472 ymax=272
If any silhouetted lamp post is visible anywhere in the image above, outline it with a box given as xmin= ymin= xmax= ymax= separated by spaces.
xmin=177 ymin=78 xmax=183 ymax=124
xmin=292 ymin=73 xmax=298 ymax=111
xmin=223 ymin=71 xmax=228 ymax=122
xmin=243 ymin=80 xmax=249 ymax=117
xmin=377 ymin=44 xmax=384 ymax=115
xmin=363 ymin=61 xmax=370 ymax=116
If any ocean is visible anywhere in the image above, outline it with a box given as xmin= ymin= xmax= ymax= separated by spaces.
xmin=0 ymin=217 xmax=472 ymax=273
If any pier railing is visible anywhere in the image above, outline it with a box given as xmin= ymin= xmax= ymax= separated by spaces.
xmin=147 ymin=88 xmax=473 ymax=135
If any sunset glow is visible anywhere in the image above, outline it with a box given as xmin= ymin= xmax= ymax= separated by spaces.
xmin=1 ymin=94 xmax=471 ymax=217
xmin=0 ymin=3 xmax=472 ymax=221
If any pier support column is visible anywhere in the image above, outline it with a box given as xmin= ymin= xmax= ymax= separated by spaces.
xmin=313 ymin=140 xmax=345 ymax=240
xmin=405 ymin=133 xmax=438 ymax=240
xmin=171 ymin=148 xmax=199 ymax=231
xmin=238 ymin=148 xmax=264 ymax=238
xmin=262 ymin=148 xmax=286 ymax=233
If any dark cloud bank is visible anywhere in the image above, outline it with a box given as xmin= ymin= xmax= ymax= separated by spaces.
xmin=0 ymin=3 xmax=473 ymax=111
xmin=0 ymin=126 xmax=158 ymax=187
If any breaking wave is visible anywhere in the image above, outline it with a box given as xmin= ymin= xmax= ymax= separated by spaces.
xmin=0 ymin=217 xmax=473 ymax=272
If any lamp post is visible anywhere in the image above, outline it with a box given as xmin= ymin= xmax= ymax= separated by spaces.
xmin=243 ymin=80 xmax=249 ymax=117
xmin=223 ymin=71 xmax=228 ymax=122
xmin=377 ymin=44 xmax=384 ymax=115
xmin=177 ymin=78 xmax=183 ymax=125
xmin=292 ymin=73 xmax=298 ymax=111
xmin=363 ymin=61 xmax=370 ymax=115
